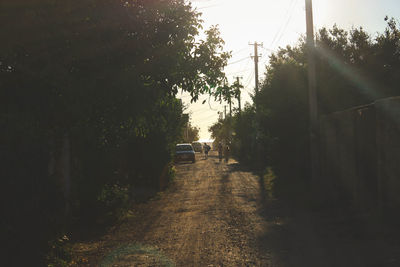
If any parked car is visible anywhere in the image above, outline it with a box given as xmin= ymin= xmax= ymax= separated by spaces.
xmin=191 ymin=142 xmax=203 ymax=153
xmin=175 ymin=143 xmax=196 ymax=163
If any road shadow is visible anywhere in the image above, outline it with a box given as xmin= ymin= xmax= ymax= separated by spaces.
xmin=174 ymin=162 xmax=195 ymax=165
xmin=225 ymin=162 xmax=290 ymax=264
xmin=228 ymin=161 xmax=400 ymax=267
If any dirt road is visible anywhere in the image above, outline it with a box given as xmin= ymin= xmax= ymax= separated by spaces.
xmin=72 ymin=151 xmax=400 ymax=266
xmin=72 ymin=152 xmax=274 ymax=266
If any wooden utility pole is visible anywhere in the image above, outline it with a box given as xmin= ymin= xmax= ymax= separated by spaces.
xmin=238 ymin=90 xmax=241 ymax=113
xmin=305 ymin=0 xmax=319 ymax=182
xmin=234 ymin=76 xmax=242 ymax=113
xmin=249 ymin=42 xmax=262 ymax=96
xmin=223 ymin=79 xmax=232 ymax=117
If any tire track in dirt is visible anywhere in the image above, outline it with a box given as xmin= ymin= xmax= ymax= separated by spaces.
xmin=72 ymin=152 xmax=274 ymax=266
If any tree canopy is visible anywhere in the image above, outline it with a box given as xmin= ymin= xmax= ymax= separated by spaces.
xmin=0 ymin=1 xmax=231 ymax=265
xmin=218 ymin=19 xmax=400 ymax=200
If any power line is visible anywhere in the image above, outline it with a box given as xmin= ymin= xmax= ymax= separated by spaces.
xmin=226 ymin=57 xmax=252 ymax=76
xmin=192 ymin=0 xmax=224 ymax=10
xmin=270 ymin=0 xmax=298 ymax=48
xmin=226 ymin=67 xmax=252 ymax=76
xmin=194 ymin=113 xmax=219 ymax=123
xmin=269 ymin=0 xmax=296 ymax=47
xmin=231 ymin=46 xmax=249 ymax=56
xmin=225 ymin=57 xmax=251 ymax=73
xmin=274 ymin=5 xmax=297 ymax=47
xmin=189 ymin=97 xmax=222 ymax=114
xmin=195 ymin=111 xmax=218 ymax=119
xmin=261 ymin=47 xmax=276 ymax=65
xmin=196 ymin=4 xmax=221 ymax=10
xmin=191 ymin=110 xmax=212 ymax=117
xmin=190 ymin=106 xmax=214 ymax=114
xmin=227 ymin=56 xmax=249 ymax=65
xmin=243 ymin=69 xmax=254 ymax=89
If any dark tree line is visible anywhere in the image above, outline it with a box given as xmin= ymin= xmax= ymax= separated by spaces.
xmin=212 ymin=19 xmax=400 ymax=201
xmin=0 ymin=0 xmax=229 ymax=265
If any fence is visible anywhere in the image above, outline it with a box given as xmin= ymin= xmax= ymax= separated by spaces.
xmin=320 ymin=96 xmax=400 ymax=216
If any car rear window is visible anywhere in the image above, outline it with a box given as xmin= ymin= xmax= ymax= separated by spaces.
xmin=176 ymin=145 xmax=193 ymax=151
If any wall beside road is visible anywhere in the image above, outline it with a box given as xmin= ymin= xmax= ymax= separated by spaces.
xmin=320 ymin=96 xmax=400 ymax=216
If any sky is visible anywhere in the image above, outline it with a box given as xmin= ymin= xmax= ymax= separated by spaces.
xmin=179 ymin=0 xmax=400 ymax=140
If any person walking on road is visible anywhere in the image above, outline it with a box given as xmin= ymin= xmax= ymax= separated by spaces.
xmin=218 ymin=142 xmax=223 ymax=162
xmin=204 ymin=143 xmax=210 ymax=159
xmin=224 ymin=144 xmax=230 ymax=163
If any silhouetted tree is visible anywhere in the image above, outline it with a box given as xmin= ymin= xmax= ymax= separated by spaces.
xmin=0 ymin=0 xmax=231 ymax=265
xmin=230 ymin=19 xmax=400 ymax=200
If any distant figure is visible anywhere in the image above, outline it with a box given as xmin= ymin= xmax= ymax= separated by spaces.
xmin=224 ymin=144 xmax=230 ymax=163
xmin=218 ymin=142 xmax=223 ymax=162
xmin=204 ymin=143 xmax=210 ymax=159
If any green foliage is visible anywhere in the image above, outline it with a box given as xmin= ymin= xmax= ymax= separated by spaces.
xmin=0 ymin=0 xmax=231 ymax=265
xmin=258 ymin=50 xmax=309 ymax=185
xmin=263 ymin=167 xmax=276 ymax=199
xmin=231 ymin=105 xmax=255 ymax=163
xmin=209 ymin=118 xmax=231 ymax=145
xmin=46 ymin=235 xmax=72 ymax=267
xmin=316 ymin=20 xmax=400 ymax=113
xmin=231 ymin=104 xmax=271 ymax=167
xmin=230 ymin=19 xmax=400 ymax=200
xmin=98 ymin=184 xmax=130 ymax=218
xmin=182 ymin=122 xmax=200 ymax=143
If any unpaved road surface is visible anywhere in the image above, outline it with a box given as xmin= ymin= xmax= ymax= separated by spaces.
xmin=72 ymin=151 xmax=400 ymax=266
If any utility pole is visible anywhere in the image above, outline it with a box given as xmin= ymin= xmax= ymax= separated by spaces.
xmin=249 ymin=42 xmax=262 ymax=96
xmin=238 ymin=90 xmax=241 ymax=113
xmin=229 ymin=101 xmax=232 ymax=117
xmin=234 ymin=76 xmax=243 ymax=113
xmin=224 ymin=105 xmax=227 ymax=119
xmin=305 ymin=0 xmax=319 ymax=183
xmin=223 ymin=79 xmax=232 ymax=118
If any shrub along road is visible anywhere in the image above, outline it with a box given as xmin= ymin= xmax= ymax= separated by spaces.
xmin=71 ymin=151 xmax=400 ymax=266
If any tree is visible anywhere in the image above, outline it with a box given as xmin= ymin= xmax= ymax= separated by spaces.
xmin=0 ymin=0 xmax=232 ymax=264
xmin=230 ymin=19 xmax=400 ymax=200
xmin=209 ymin=117 xmax=232 ymax=146
xmin=183 ymin=122 xmax=200 ymax=143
